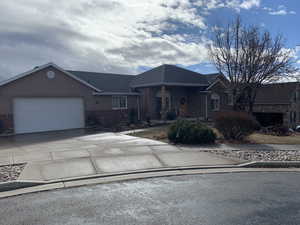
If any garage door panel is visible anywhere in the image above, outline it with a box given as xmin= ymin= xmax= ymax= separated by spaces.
xmin=14 ymin=98 xmax=84 ymax=134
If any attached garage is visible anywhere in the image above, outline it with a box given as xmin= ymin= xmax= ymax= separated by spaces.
xmin=13 ymin=98 xmax=85 ymax=134
xmin=0 ymin=63 xmax=103 ymax=134
xmin=0 ymin=62 xmax=139 ymax=134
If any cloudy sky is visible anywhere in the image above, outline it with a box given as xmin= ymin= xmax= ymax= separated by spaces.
xmin=0 ymin=0 xmax=300 ymax=79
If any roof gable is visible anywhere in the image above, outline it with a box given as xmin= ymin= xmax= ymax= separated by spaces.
xmin=0 ymin=63 xmax=102 ymax=92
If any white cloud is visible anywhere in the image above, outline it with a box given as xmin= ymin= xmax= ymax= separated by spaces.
xmin=269 ymin=9 xmax=288 ymax=15
xmin=240 ymin=0 xmax=260 ymax=10
xmin=0 ymin=0 xmax=262 ymax=79
xmin=264 ymin=5 xmax=296 ymax=16
xmin=194 ymin=0 xmax=260 ymax=11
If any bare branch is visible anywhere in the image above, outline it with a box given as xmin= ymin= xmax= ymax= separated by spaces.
xmin=208 ymin=16 xmax=299 ymax=112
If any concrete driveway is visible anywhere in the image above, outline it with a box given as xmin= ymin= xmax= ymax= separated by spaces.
xmin=0 ymin=130 xmax=240 ymax=182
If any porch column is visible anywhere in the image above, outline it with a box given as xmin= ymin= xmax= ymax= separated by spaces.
xmin=161 ymin=86 xmax=167 ymax=120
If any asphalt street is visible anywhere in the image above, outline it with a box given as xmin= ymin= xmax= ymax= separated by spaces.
xmin=1 ymin=172 xmax=300 ymax=225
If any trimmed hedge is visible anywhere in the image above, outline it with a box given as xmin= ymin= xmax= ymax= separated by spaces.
xmin=215 ymin=111 xmax=260 ymax=140
xmin=168 ymin=120 xmax=216 ymax=144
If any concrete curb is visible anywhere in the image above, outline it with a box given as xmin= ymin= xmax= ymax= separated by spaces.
xmin=1 ymin=163 xmax=300 ymax=199
xmin=240 ymin=161 xmax=300 ymax=168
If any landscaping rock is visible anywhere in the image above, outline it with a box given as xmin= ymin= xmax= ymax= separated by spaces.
xmin=0 ymin=164 xmax=26 ymax=182
xmin=208 ymin=150 xmax=300 ymax=162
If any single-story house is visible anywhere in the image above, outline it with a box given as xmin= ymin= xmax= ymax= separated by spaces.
xmin=253 ymin=82 xmax=300 ymax=128
xmin=0 ymin=63 xmax=232 ymax=134
xmin=0 ymin=62 xmax=298 ymax=134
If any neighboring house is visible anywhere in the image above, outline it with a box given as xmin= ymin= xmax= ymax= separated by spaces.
xmin=0 ymin=63 xmax=231 ymax=134
xmin=253 ymin=82 xmax=300 ymax=128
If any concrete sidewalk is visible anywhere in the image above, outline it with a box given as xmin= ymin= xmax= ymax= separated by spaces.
xmin=19 ymin=150 xmax=238 ymax=181
xmin=0 ymin=132 xmax=239 ymax=182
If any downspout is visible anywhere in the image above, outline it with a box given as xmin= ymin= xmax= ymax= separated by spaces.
xmin=205 ymin=95 xmax=208 ymax=120
xmin=137 ymin=95 xmax=141 ymax=121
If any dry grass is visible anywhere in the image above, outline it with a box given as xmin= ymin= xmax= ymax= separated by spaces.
xmin=247 ymin=133 xmax=300 ymax=145
xmin=130 ymin=125 xmax=169 ymax=142
xmin=130 ymin=124 xmax=300 ymax=145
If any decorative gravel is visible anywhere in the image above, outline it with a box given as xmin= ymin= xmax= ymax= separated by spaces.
xmin=208 ymin=150 xmax=300 ymax=162
xmin=0 ymin=164 xmax=26 ymax=182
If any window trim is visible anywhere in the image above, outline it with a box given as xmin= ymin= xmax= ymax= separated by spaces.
xmin=112 ymin=96 xmax=128 ymax=110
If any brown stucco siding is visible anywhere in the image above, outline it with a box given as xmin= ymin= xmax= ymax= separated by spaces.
xmin=86 ymin=109 xmax=130 ymax=127
xmin=89 ymin=95 xmax=138 ymax=127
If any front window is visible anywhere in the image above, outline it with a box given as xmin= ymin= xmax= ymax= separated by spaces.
xmin=112 ymin=96 xmax=127 ymax=109
xmin=211 ymin=93 xmax=220 ymax=111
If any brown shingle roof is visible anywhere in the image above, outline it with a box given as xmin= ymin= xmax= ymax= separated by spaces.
xmin=255 ymin=82 xmax=298 ymax=104
xmin=130 ymin=64 xmax=221 ymax=87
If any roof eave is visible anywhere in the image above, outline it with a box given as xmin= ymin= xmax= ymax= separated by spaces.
xmin=93 ymin=92 xmax=140 ymax=96
xmin=131 ymin=82 xmax=208 ymax=88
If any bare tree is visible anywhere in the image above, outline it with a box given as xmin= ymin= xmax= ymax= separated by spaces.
xmin=209 ymin=16 xmax=298 ymax=112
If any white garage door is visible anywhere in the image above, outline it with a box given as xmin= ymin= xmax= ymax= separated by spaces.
xmin=14 ymin=98 xmax=85 ymax=134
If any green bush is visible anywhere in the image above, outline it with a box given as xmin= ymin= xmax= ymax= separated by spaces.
xmin=215 ymin=111 xmax=260 ymax=140
xmin=166 ymin=111 xmax=177 ymax=120
xmin=168 ymin=120 xmax=216 ymax=144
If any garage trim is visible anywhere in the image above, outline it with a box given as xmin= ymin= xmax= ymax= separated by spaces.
xmin=13 ymin=97 xmax=85 ymax=134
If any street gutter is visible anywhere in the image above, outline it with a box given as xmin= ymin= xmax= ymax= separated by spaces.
xmin=1 ymin=161 xmax=300 ymax=199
